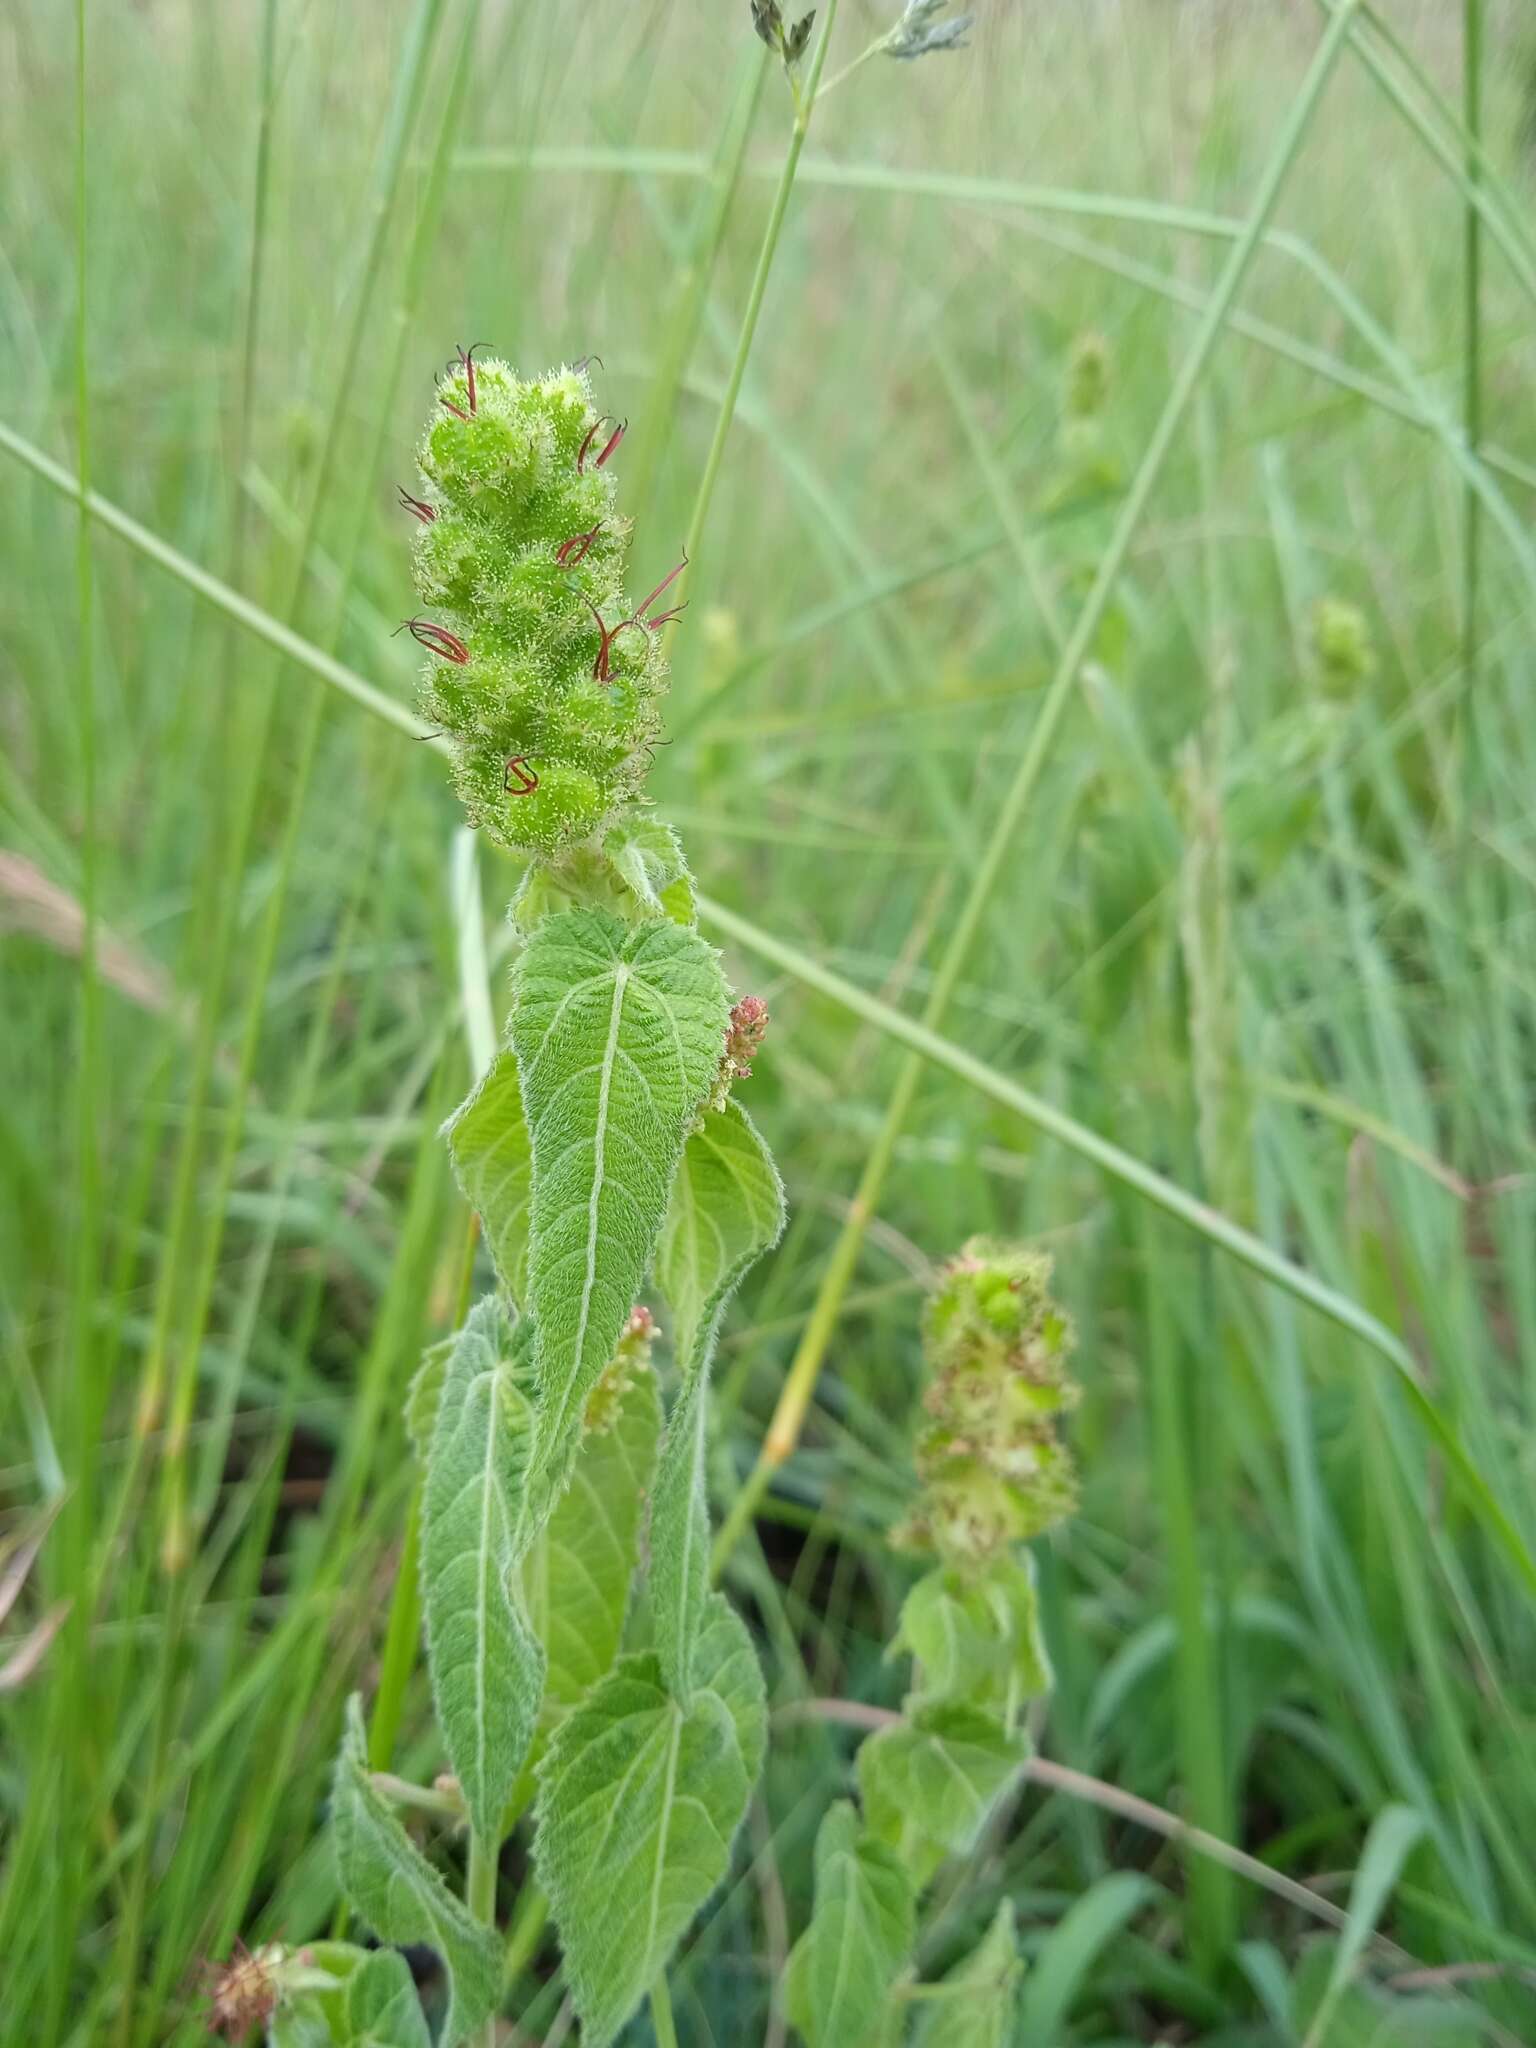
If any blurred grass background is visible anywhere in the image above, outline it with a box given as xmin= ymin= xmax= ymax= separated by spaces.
xmin=3 ymin=0 xmax=1536 ymax=2040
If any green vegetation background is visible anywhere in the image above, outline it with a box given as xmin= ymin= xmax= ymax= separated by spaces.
xmin=2 ymin=0 xmax=1535 ymax=2041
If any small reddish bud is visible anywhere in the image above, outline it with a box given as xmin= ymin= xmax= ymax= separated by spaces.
xmin=397 ymin=486 xmax=436 ymax=524
xmin=396 ymin=616 xmax=469 ymax=663
xmin=723 ymin=995 xmax=769 ymax=1083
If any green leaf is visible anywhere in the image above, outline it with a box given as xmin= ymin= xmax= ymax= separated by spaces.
xmin=651 ymin=1102 xmax=784 ymax=1696
xmin=331 ymin=1697 xmax=501 ymax=2048
xmin=444 ymin=1046 xmax=533 ymax=1306
xmin=403 ymin=1335 xmax=453 ymax=1462
xmin=524 ymin=1365 xmax=661 ymax=1720
xmin=344 ymin=1948 xmax=431 ymax=2048
xmin=606 ymin=817 xmax=697 ymax=928
xmin=509 ymin=819 xmax=696 ymax=935
xmin=857 ymin=1703 xmax=1028 ymax=1886
xmin=655 ymin=1101 xmax=785 ymax=1372
xmin=510 ymin=909 xmax=729 ymax=1486
xmin=913 ymin=1902 xmax=1022 ymax=2048
xmin=535 ymin=1648 xmax=752 ymax=2048
xmin=1015 ymin=1871 xmax=1152 ymax=2041
xmin=783 ymin=1802 xmax=914 ymax=2048
xmin=1300 ymin=1804 xmax=1426 ymax=2048
xmin=421 ymin=1298 xmax=544 ymax=1847
xmin=270 ymin=2010 xmax=335 ymax=2048
xmin=894 ymin=1553 xmax=1052 ymax=1715
xmin=693 ymin=1591 xmax=768 ymax=1788
xmin=267 ymin=1942 xmax=368 ymax=2046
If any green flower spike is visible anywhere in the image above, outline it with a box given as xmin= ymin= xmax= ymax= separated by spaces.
xmin=401 ymin=350 xmax=685 ymax=856
xmin=895 ymin=1237 xmax=1081 ymax=1569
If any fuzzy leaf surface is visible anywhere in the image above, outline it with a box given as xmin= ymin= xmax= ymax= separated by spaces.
xmin=651 ymin=1102 xmax=784 ymax=1695
xmin=783 ymin=1801 xmax=914 ymax=2048
xmin=858 ymin=1702 xmax=1028 ymax=1885
xmin=444 ymin=1047 xmax=533 ymax=1305
xmin=344 ymin=1948 xmax=432 ymax=2048
xmin=421 ymin=1296 xmax=544 ymax=1845
xmin=331 ymin=1697 xmax=500 ymax=2048
xmin=534 ymin=1618 xmax=758 ymax=2048
xmin=895 ymin=1554 xmax=1052 ymax=1714
xmin=404 ymin=1336 xmax=453 ymax=1462
xmin=510 ymin=909 xmax=729 ymax=1483
xmin=913 ymin=1901 xmax=1022 ymax=2048
xmin=693 ymin=1591 xmax=767 ymax=1787
xmin=523 ymin=1365 xmax=661 ymax=1722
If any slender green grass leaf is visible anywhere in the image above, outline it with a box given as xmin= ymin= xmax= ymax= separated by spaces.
xmin=534 ymin=1650 xmax=750 ymax=2048
xmin=697 ymin=891 xmax=1536 ymax=1599
xmin=652 ymin=1102 xmax=784 ymax=1696
xmin=444 ymin=1048 xmax=533 ymax=1306
xmin=510 ymin=909 xmax=729 ymax=1485
xmin=783 ymin=1801 xmax=915 ymax=2048
xmin=331 ymin=1698 xmax=500 ymax=2048
xmin=524 ymin=1366 xmax=661 ymax=1720
xmin=857 ymin=1704 xmax=1028 ymax=1887
xmin=1301 ymin=1804 xmax=1426 ymax=2048
xmin=1016 ymin=1872 xmax=1154 ymax=2040
xmin=913 ymin=1901 xmax=1022 ymax=2048
xmin=421 ymin=1297 xmax=544 ymax=1847
xmin=344 ymin=1946 xmax=431 ymax=2048
xmin=893 ymin=1556 xmax=1052 ymax=1716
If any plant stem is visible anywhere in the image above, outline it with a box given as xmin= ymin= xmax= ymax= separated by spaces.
xmin=1461 ymin=0 xmax=1483 ymax=717
xmin=469 ymin=1833 xmax=498 ymax=1922
xmin=813 ymin=36 xmax=885 ymax=101
xmin=468 ymin=1832 xmax=500 ymax=2048
xmin=56 ymin=0 xmax=99 ymax=2026
xmin=713 ymin=0 xmax=1369 ymax=1579
xmin=649 ymin=1972 xmax=680 ymax=2048
xmin=625 ymin=44 xmax=768 ymax=519
xmin=675 ymin=0 xmax=840 ymax=609
xmin=501 ymin=1881 xmax=550 ymax=1994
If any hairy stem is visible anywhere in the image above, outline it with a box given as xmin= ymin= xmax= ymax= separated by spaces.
xmin=468 ymin=1832 xmax=500 ymax=2048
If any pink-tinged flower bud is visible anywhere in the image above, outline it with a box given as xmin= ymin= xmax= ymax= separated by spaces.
xmin=706 ymin=995 xmax=770 ymax=1114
